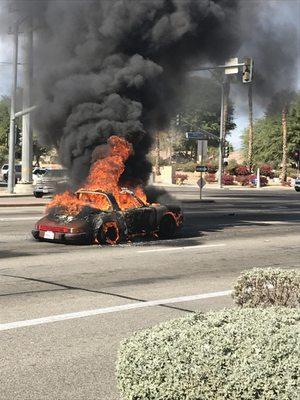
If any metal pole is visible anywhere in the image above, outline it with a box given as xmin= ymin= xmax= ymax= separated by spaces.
xmin=21 ymin=18 xmax=33 ymax=183
xmin=7 ymin=24 xmax=19 ymax=193
xmin=218 ymin=81 xmax=225 ymax=188
xmin=247 ymin=83 xmax=254 ymax=172
xmin=200 ymin=141 xmax=204 ymax=200
xmin=256 ymin=168 xmax=260 ymax=189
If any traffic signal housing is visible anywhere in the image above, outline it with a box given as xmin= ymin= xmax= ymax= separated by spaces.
xmin=223 ymin=141 xmax=230 ymax=158
xmin=292 ymin=149 xmax=300 ymax=161
xmin=175 ymin=114 xmax=181 ymax=126
xmin=15 ymin=125 xmax=22 ymax=146
xmin=242 ymin=57 xmax=253 ymax=83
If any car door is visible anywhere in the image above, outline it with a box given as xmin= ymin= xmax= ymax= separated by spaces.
xmin=124 ymin=206 xmax=156 ymax=234
xmin=119 ymin=192 xmax=156 ymax=234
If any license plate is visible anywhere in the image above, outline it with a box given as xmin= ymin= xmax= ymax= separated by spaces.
xmin=44 ymin=230 xmax=55 ymax=240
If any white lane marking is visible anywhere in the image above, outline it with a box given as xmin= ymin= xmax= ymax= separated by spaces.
xmin=0 ymin=290 xmax=232 ymax=331
xmin=137 ymin=243 xmax=225 ymax=253
xmin=0 ymin=217 xmax=38 ymax=222
xmin=244 ymin=220 xmax=294 ymax=225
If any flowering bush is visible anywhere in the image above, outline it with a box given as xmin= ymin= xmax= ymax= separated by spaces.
xmin=222 ymin=174 xmax=234 ymax=185
xmin=175 ymin=173 xmax=188 ymax=185
xmin=235 ymin=175 xmax=250 ymax=186
xmin=260 ymin=163 xmax=274 ymax=178
xmin=205 ymin=173 xmax=216 ymax=183
xmin=235 ymin=165 xmax=250 ymax=176
xmin=249 ymin=174 xmax=268 ymax=187
xmin=232 ymin=268 xmax=300 ymax=308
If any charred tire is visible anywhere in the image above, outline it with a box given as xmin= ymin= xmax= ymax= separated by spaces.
xmin=97 ymin=222 xmax=121 ymax=245
xmin=158 ymin=215 xmax=177 ymax=239
xmin=34 ymin=192 xmax=43 ymax=198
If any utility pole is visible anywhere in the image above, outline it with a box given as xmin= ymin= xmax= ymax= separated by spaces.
xmin=280 ymin=105 xmax=288 ymax=183
xmin=21 ymin=17 xmax=33 ymax=183
xmin=218 ymin=80 xmax=225 ymax=188
xmin=7 ymin=23 xmax=19 ymax=194
xmin=155 ymin=131 xmax=160 ymax=176
xmin=247 ymin=83 xmax=254 ymax=172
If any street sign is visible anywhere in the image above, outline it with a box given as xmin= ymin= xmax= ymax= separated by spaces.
xmin=197 ymin=177 xmax=206 ymax=189
xmin=186 ymin=131 xmax=219 ymax=141
xmin=225 ymin=57 xmax=239 ymax=75
xmin=196 ymin=165 xmax=208 ymax=173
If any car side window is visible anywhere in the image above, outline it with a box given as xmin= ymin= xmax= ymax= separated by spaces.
xmin=117 ymin=192 xmax=143 ymax=210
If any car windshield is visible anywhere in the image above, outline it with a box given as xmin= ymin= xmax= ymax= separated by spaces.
xmin=44 ymin=169 xmax=67 ymax=178
xmin=2 ymin=165 xmax=8 ymax=170
xmin=76 ymin=191 xmax=113 ymax=212
xmin=33 ymin=169 xmax=46 ymax=175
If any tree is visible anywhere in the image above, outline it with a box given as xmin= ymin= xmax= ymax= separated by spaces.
xmin=242 ymin=92 xmax=300 ymax=170
xmin=173 ymin=76 xmax=236 ymax=161
xmin=267 ymin=90 xmax=296 ymax=182
xmin=0 ymin=96 xmax=11 ymax=166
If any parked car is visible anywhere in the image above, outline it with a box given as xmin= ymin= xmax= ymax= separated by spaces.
xmin=294 ymin=178 xmax=300 ymax=191
xmin=32 ymin=188 xmax=183 ymax=244
xmin=33 ymin=168 xmax=68 ymax=198
xmin=32 ymin=168 xmax=47 ymax=184
xmin=2 ymin=164 xmax=22 ymax=183
xmin=0 ymin=163 xmax=8 ymax=180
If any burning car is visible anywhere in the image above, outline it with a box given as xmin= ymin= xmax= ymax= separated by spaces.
xmin=32 ymin=135 xmax=183 ymax=245
xmin=32 ymin=188 xmax=182 ymax=244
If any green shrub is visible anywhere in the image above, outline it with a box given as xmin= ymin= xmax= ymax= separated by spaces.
xmin=287 ymin=167 xmax=298 ymax=179
xmin=232 ymin=268 xmax=300 ymax=308
xmin=181 ymin=161 xmax=198 ymax=172
xmin=117 ymin=307 xmax=300 ymax=400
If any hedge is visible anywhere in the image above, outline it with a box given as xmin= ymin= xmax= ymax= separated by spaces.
xmin=117 ymin=307 xmax=300 ymax=400
xmin=232 ymin=268 xmax=300 ymax=308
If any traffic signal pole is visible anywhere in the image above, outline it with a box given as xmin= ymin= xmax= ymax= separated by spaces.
xmin=218 ymin=81 xmax=225 ymax=188
xmin=21 ymin=18 xmax=33 ymax=183
xmin=7 ymin=23 xmax=19 ymax=194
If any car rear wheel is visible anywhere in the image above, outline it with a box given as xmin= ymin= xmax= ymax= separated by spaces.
xmin=97 ymin=222 xmax=121 ymax=245
xmin=158 ymin=214 xmax=177 ymax=239
xmin=295 ymin=187 xmax=300 ymax=192
xmin=34 ymin=192 xmax=43 ymax=198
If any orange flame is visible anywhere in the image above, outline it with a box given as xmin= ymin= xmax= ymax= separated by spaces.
xmin=47 ymin=135 xmax=148 ymax=215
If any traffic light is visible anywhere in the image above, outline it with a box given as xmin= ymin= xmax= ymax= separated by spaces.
xmin=242 ymin=57 xmax=253 ymax=83
xmin=175 ymin=114 xmax=181 ymax=126
xmin=15 ymin=126 xmax=22 ymax=146
xmin=223 ymin=141 xmax=230 ymax=158
xmin=292 ymin=149 xmax=300 ymax=161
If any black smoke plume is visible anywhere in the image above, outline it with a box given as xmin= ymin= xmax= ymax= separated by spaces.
xmin=5 ymin=0 xmax=298 ymax=187
xmin=6 ymin=0 xmax=241 ymax=187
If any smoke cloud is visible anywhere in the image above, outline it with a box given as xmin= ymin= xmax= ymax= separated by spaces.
xmin=6 ymin=0 xmax=241 ymax=186
xmin=3 ymin=0 xmax=299 ymax=186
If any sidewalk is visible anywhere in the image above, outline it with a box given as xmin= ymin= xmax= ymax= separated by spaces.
xmin=0 ymin=195 xmax=49 ymax=207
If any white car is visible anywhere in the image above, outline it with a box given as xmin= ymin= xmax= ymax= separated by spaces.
xmin=33 ymin=168 xmax=68 ymax=197
xmin=1 ymin=164 xmax=8 ymax=180
xmin=294 ymin=178 xmax=300 ymax=192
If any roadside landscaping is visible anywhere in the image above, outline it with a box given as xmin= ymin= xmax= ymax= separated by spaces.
xmin=116 ymin=268 xmax=300 ymax=400
xmin=174 ymin=162 xmax=296 ymax=187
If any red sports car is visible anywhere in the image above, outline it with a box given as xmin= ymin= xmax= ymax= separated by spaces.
xmin=32 ymin=188 xmax=183 ymax=244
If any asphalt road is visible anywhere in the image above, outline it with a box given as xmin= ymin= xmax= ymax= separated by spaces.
xmin=1 ymin=187 xmax=300 ymax=400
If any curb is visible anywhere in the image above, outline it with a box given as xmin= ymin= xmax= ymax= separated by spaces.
xmin=0 ymin=202 xmax=47 ymax=207
xmin=0 ymin=194 xmax=36 ymax=199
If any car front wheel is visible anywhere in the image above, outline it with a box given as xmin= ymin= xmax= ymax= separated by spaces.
xmin=34 ymin=192 xmax=43 ymax=198
xmin=158 ymin=214 xmax=177 ymax=239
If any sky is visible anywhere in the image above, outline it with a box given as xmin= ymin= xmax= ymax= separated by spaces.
xmin=0 ymin=0 xmax=299 ymax=151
